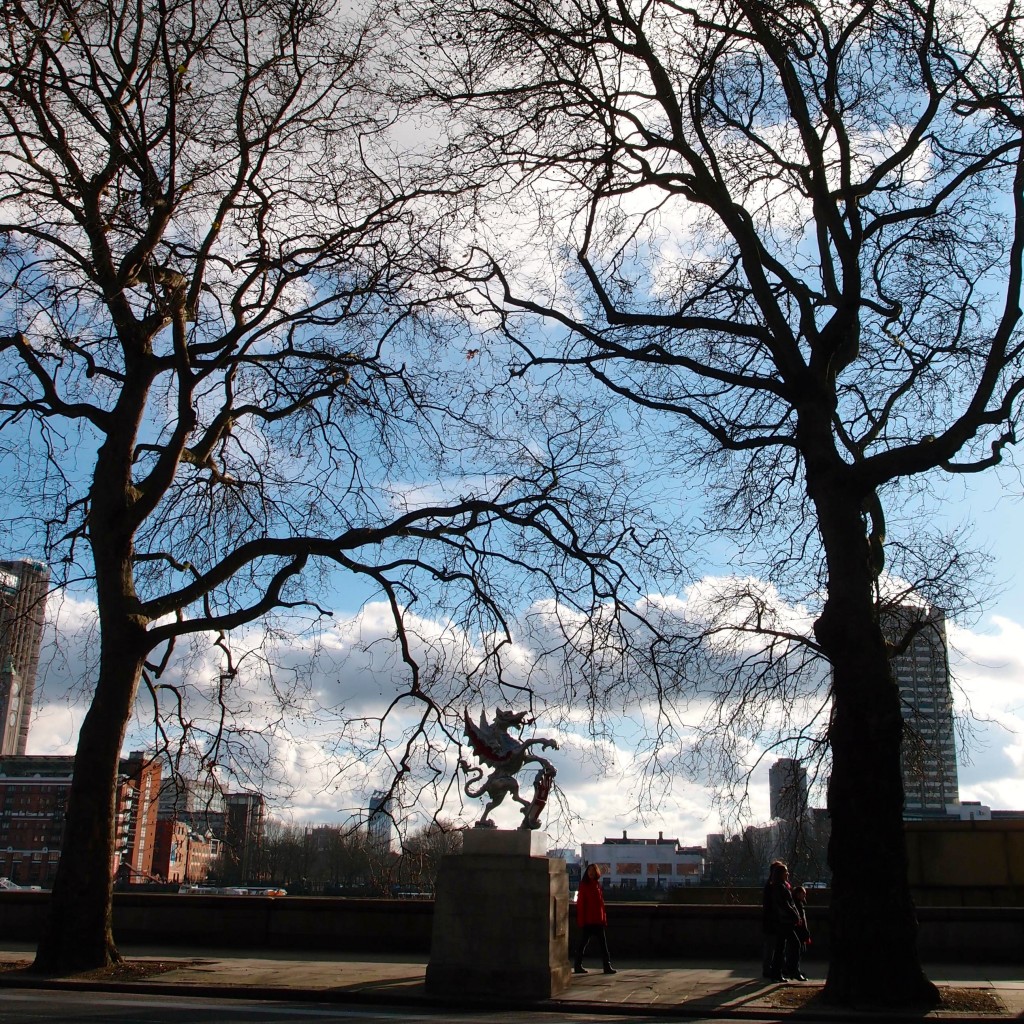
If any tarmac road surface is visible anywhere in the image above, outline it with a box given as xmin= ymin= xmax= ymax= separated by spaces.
xmin=0 ymin=988 xmax=798 ymax=1024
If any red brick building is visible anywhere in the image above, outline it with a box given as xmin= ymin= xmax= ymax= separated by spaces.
xmin=116 ymin=751 xmax=162 ymax=881
xmin=0 ymin=752 xmax=162 ymax=886
xmin=151 ymin=819 xmax=220 ymax=884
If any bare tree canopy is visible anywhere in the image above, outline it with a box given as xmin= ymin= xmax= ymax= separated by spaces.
xmin=398 ymin=0 xmax=1024 ymax=1006
xmin=0 ymin=0 xmax=651 ymax=971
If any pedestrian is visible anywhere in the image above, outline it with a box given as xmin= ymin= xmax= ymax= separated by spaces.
xmin=764 ymin=860 xmax=799 ymax=982
xmin=574 ymin=863 xmax=617 ymax=975
xmin=786 ymin=884 xmax=810 ymax=981
xmin=761 ymin=859 xmax=784 ymax=978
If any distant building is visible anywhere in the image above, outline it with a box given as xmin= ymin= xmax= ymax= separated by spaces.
xmin=368 ymin=790 xmax=393 ymax=851
xmin=949 ymin=800 xmax=991 ymax=821
xmin=0 ymin=752 xmax=161 ymax=885
xmin=704 ymin=833 xmax=727 ymax=881
xmin=703 ymin=808 xmax=831 ymax=887
xmin=769 ymin=758 xmax=808 ymax=821
xmin=0 ymin=559 xmax=49 ymax=756
xmin=549 ymin=846 xmax=580 ymax=864
xmin=883 ymin=604 xmax=960 ymax=818
xmin=222 ymin=792 xmax=265 ymax=883
xmin=0 ymin=754 xmax=70 ymax=885
xmin=307 ymin=823 xmax=340 ymax=853
xmin=549 ymin=846 xmax=582 ymax=892
xmin=115 ymin=751 xmax=162 ymax=881
xmin=152 ymin=819 xmax=190 ymax=884
xmin=581 ymin=831 xmax=703 ymax=889
xmin=157 ymin=773 xmax=227 ymax=831
xmin=991 ymin=809 xmax=1024 ymax=821
xmin=154 ymin=774 xmax=266 ymax=881
xmin=151 ymin=819 xmax=220 ymax=885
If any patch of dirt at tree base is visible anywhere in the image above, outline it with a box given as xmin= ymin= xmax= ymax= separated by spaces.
xmin=764 ymin=984 xmax=1006 ymax=1015
xmin=0 ymin=959 xmax=200 ymax=981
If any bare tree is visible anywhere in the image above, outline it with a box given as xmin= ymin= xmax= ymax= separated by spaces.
xmin=257 ymin=820 xmax=299 ymax=888
xmin=398 ymin=817 xmax=462 ymax=890
xmin=0 ymin=0 xmax=643 ymax=971
xmin=401 ymin=0 xmax=1024 ymax=1005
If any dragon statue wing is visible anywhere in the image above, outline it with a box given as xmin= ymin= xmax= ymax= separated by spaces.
xmin=464 ymin=708 xmax=513 ymax=766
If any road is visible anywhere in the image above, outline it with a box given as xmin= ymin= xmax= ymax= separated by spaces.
xmin=0 ymin=989 xmax=801 ymax=1024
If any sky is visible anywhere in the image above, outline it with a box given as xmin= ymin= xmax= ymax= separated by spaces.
xmin=8 ymin=0 xmax=1024 ymax=857
xmin=23 ymin=465 xmax=1024 ymax=854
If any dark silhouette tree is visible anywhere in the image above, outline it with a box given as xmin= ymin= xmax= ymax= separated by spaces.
xmin=402 ymin=0 xmax=1024 ymax=1005
xmin=0 ymin=0 xmax=641 ymax=971
xmin=398 ymin=817 xmax=462 ymax=890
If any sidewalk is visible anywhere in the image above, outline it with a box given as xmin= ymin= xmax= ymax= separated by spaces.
xmin=0 ymin=944 xmax=1021 ymax=1020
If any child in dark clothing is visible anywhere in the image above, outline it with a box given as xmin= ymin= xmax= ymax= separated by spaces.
xmin=786 ymin=884 xmax=810 ymax=981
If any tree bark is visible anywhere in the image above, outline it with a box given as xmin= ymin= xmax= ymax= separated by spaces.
xmin=33 ymin=409 xmax=149 ymax=972
xmin=32 ymin=631 xmax=146 ymax=971
xmin=811 ymin=476 xmax=938 ymax=1006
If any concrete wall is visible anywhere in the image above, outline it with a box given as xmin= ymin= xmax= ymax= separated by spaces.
xmin=1 ymin=892 xmax=1021 ymax=963
xmin=664 ymin=885 xmax=1024 ymax=907
xmin=0 ymin=892 xmax=434 ymax=952
xmin=905 ymin=820 xmax=1024 ymax=890
xmin=587 ymin=902 xmax=1024 ymax=964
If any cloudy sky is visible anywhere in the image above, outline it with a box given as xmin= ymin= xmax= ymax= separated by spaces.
xmin=26 ymin=478 xmax=1024 ymax=854
xmin=12 ymin=0 xmax=1024 ymax=854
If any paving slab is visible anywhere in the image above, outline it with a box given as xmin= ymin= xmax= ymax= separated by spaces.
xmin=0 ymin=944 xmax=1020 ymax=1021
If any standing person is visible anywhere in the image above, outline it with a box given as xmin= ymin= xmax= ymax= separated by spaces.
xmin=786 ymin=885 xmax=810 ymax=981
xmin=761 ymin=860 xmax=783 ymax=978
xmin=574 ymin=864 xmax=617 ymax=975
xmin=765 ymin=860 xmax=799 ymax=982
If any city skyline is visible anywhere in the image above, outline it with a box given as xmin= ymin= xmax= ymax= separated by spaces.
xmin=5 ymin=464 xmax=1021 ymax=854
xmin=18 ymin=559 xmax=1024 ymax=851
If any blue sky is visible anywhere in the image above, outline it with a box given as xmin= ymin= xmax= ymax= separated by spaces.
xmin=9 ymin=0 xmax=1024 ymax=851
xmin=8 ymin=298 xmax=1023 ymax=850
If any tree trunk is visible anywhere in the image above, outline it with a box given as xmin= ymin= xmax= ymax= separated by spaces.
xmin=32 ymin=628 xmax=146 ymax=972
xmin=33 ymin=416 xmax=149 ymax=972
xmin=811 ymin=483 xmax=938 ymax=1007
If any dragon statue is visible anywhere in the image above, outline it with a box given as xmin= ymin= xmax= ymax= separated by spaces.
xmin=459 ymin=708 xmax=558 ymax=830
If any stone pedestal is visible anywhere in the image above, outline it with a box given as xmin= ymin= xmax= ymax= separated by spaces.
xmin=426 ymin=830 xmax=571 ymax=1001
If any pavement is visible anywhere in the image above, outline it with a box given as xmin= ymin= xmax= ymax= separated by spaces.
xmin=0 ymin=944 xmax=1021 ymax=1020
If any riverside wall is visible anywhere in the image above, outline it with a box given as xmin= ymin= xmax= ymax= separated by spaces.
xmin=0 ymin=891 xmax=1021 ymax=962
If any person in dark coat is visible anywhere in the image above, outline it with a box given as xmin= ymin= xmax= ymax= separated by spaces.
xmin=574 ymin=864 xmax=617 ymax=975
xmin=763 ymin=860 xmax=799 ymax=982
xmin=761 ymin=861 xmax=780 ymax=978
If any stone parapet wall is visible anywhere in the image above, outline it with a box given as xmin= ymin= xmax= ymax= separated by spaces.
xmin=664 ymin=885 xmax=1024 ymax=907
xmin=0 ymin=892 xmax=1020 ymax=962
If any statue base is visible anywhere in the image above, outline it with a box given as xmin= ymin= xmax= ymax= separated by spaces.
xmin=426 ymin=831 xmax=570 ymax=1001
xmin=462 ymin=828 xmax=550 ymax=856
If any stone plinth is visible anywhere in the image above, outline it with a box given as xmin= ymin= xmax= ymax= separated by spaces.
xmin=426 ymin=832 xmax=570 ymax=1001
xmin=461 ymin=828 xmax=550 ymax=857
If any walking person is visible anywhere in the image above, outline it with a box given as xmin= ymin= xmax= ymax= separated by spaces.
xmin=574 ymin=864 xmax=617 ymax=975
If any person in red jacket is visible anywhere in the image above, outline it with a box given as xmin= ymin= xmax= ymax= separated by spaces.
xmin=574 ymin=863 xmax=617 ymax=974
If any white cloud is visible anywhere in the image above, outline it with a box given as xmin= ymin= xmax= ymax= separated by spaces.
xmin=24 ymin=577 xmax=1024 ymax=851
xmin=948 ymin=616 xmax=1024 ymax=809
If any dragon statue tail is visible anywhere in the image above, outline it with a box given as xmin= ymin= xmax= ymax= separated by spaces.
xmin=458 ymin=758 xmax=487 ymax=798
